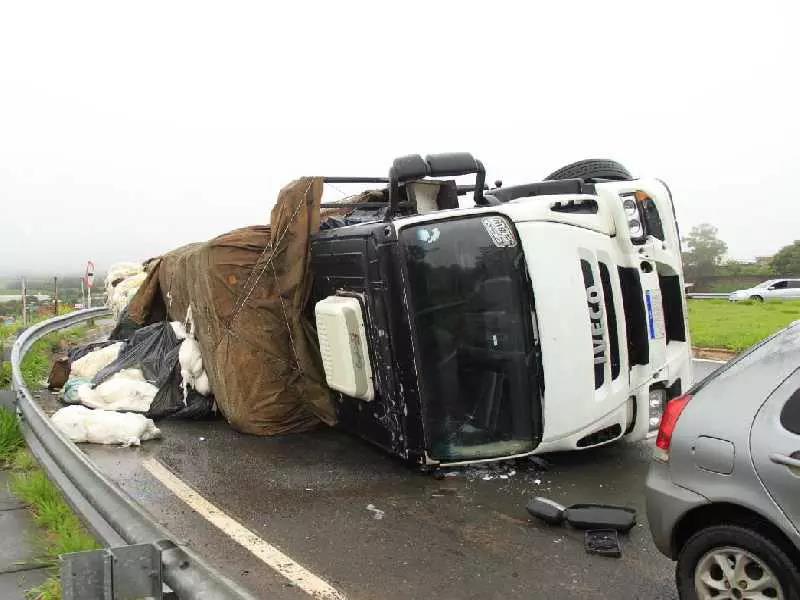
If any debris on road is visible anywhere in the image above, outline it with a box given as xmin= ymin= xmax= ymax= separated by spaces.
xmin=584 ymin=529 xmax=622 ymax=558
xmin=366 ymin=504 xmax=385 ymax=520
xmin=526 ymin=497 xmax=636 ymax=536
xmin=526 ymin=497 xmax=566 ymax=525
xmin=70 ymin=342 xmax=124 ymax=379
xmin=563 ymin=504 xmax=636 ymax=533
xmin=77 ymin=368 xmax=158 ymax=412
xmin=52 ymin=405 xmax=161 ymax=446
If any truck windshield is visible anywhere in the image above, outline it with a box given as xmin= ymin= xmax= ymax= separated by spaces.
xmin=400 ymin=215 xmax=538 ymax=461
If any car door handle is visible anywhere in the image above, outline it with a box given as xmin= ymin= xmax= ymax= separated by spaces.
xmin=769 ymin=453 xmax=800 ymax=468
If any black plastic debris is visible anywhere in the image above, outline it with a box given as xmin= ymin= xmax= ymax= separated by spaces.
xmin=526 ymin=497 xmax=566 ymax=525
xmin=563 ymin=504 xmax=636 ymax=533
xmin=108 ymin=306 xmax=142 ymax=341
xmin=147 ymin=346 xmax=216 ymax=421
xmin=93 ymin=322 xmax=179 ymax=386
xmin=585 ymin=529 xmax=622 ymax=558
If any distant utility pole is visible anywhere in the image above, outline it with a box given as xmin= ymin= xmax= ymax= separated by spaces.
xmin=54 ymin=276 xmax=59 ymax=316
xmin=86 ymin=261 xmax=95 ymax=309
xmin=21 ymin=277 xmax=28 ymax=326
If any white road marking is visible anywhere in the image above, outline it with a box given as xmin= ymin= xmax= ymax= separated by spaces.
xmin=142 ymin=458 xmax=346 ymax=600
xmin=693 ymin=358 xmax=727 ymax=365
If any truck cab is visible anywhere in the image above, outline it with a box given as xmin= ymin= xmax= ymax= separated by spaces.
xmin=310 ymin=154 xmax=692 ymax=466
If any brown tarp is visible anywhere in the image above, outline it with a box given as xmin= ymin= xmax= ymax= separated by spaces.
xmin=126 ymin=177 xmax=336 ymax=435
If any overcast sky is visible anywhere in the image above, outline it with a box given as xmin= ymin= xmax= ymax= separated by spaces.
xmin=1 ymin=1 xmax=798 ymax=275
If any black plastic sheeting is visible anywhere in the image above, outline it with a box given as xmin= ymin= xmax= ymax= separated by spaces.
xmin=109 ymin=307 xmax=142 ymax=341
xmin=82 ymin=321 xmax=215 ymax=420
xmin=94 ymin=322 xmax=177 ymax=385
xmin=68 ymin=340 xmax=119 ymax=363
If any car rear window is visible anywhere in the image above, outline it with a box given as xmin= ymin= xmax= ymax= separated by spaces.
xmin=690 ymin=323 xmax=800 ymax=396
xmin=781 ymin=388 xmax=800 ymax=435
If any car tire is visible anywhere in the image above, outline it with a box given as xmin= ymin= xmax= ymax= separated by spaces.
xmin=545 ymin=159 xmax=633 ymax=182
xmin=750 ymin=295 xmax=764 ymax=302
xmin=676 ymin=524 xmax=800 ymax=600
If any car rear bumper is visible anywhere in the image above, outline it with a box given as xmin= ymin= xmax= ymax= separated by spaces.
xmin=645 ymin=459 xmax=709 ymax=558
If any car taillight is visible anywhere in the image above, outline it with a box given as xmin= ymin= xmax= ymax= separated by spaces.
xmin=654 ymin=393 xmax=692 ymax=461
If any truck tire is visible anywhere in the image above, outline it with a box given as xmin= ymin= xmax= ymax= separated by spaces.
xmin=545 ymin=159 xmax=632 ymax=182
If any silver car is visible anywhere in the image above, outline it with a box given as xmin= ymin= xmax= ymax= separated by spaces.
xmin=729 ymin=279 xmax=800 ymax=302
xmin=646 ymin=322 xmax=800 ymax=599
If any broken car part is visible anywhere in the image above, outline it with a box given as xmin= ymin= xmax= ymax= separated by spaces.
xmin=526 ymin=497 xmax=566 ymax=525
xmin=564 ymin=504 xmax=637 ymax=533
xmin=585 ymin=529 xmax=622 ymax=558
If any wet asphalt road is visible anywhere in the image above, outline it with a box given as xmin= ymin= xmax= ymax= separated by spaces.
xmin=66 ymin=361 xmax=720 ymax=600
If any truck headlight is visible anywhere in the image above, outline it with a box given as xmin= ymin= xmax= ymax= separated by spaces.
xmin=648 ymin=388 xmax=667 ymax=432
xmin=620 ymin=193 xmax=646 ymax=243
xmin=628 ymin=218 xmax=644 ymax=238
xmin=622 ymin=197 xmax=638 ymax=217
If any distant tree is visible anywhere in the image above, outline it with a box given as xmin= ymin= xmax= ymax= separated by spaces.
xmin=682 ymin=223 xmax=728 ymax=280
xmin=718 ymin=259 xmax=771 ymax=277
xmin=771 ymin=240 xmax=800 ymax=275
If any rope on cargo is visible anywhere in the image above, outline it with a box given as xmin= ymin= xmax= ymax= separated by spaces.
xmin=270 ymin=259 xmax=302 ymax=375
xmin=223 ymin=178 xmax=314 ymax=372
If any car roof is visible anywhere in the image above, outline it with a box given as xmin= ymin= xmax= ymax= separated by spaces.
xmin=693 ymin=322 xmax=800 ymax=403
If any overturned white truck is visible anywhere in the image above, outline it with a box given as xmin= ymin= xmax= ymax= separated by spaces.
xmin=313 ymin=155 xmax=692 ymax=466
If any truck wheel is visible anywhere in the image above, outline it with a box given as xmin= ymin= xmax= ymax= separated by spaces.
xmin=545 ymin=159 xmax=632 ymax=182
xmin=676 ymin=524 xmax=800 ymax=600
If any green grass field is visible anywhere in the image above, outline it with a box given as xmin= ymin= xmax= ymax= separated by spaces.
xmin=688 ymin=299 xmax=800 ymax=352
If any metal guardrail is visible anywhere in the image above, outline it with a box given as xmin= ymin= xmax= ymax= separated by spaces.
xmin=687 ymin=292 xmax=729 ymax=299
xmin=11 ymin=308 xmax=257 ymax=600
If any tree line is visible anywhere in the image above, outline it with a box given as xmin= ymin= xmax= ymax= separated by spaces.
xmin=682 ymin=224 xmax=800 ymax=282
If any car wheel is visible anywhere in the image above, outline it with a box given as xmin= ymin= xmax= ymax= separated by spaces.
xmin=677 ymin=525 xmax=800 ymax=600
xmin=544 ymin=159 xmax=633 ymax=182
xmin=750 ymin=295 xmax=764 ymax=302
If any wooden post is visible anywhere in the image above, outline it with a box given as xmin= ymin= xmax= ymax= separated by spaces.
xmin=54 ymin=276 xmax=59 ymax=315
xmin=21 ymin=277 xmax=27 ymax=326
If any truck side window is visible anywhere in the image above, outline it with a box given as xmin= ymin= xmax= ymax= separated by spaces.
xmin=780 ymin=388 xmax=800 ymax=435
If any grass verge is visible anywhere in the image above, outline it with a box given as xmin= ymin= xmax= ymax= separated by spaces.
xmin=1 ymin=316 xmax=90 ymax=391
xmin=17 ymin=324 xmax=91 ymax=390
xmin=688 ymin=299 xmax=800 ymax=352
xmin=1 ymin=407 xmax=100 ymax=600
xmin=0 ymin=406 xmax=25 ymax=465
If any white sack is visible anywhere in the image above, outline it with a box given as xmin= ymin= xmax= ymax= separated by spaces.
xmin=193 ymin=371 xmax=211 ymax=396
xmin=170 ymin=321 xmax=187 ymax=340
xmin=178 ymin=337 xmax=203 ymax=377
xmin=178 ymin=336 xmax=212 ymax=397
xmin=77 ymin=368 xmax=158 ymax=412
xmin=52 ymin=405 xmax=161 ymax=446
xmin=109 ymin=272 xmax=147 ymax=317
xmin=70 ymin=342 xmax=125 ymax=379
xmin=104 ymin=262 xmax=144 ymax=290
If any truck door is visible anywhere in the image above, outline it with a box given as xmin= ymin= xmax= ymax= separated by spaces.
xmin=750 ymin=367 xmax=800 ymax=534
